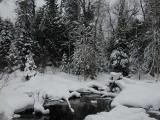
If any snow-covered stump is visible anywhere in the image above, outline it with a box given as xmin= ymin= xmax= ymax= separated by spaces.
xmin=108 ymin=72 xmax=123 ymax=93
xmin=110 ymin=72 xmax=123 ymax=80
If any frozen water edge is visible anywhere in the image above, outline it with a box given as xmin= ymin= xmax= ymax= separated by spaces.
xmin=0 ymin=70 xmax=159 ymax=120
xmin=0 ymin=71 xmax=111 ymax=119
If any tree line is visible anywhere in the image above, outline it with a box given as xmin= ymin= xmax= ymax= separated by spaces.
xmin=0 ymin=0 xmax=160 ymax=80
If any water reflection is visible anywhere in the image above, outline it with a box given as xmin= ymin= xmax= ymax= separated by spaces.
xmin=12 ymin=96 xmax=111 ymax=120
xmin=14 ymin=116 xmax=49 ymax=120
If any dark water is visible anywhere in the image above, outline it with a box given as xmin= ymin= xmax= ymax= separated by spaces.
xmin=14 ymin=95 xmax=112 ymax=120
xmin=11 ymin=95 xmax=160 ymax=120
xmin=148 ymin=111 xmax=160 ymax=120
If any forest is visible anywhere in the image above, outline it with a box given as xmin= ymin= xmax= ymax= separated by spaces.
xmin=0 ymin=0 xmax=159 ymax=80
xmin=1 ymin=0 xmax=160 ymax=120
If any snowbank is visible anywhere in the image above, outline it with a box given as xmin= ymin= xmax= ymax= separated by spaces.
xmin=112 ymin=80 xmax=160 ymax=110
xmin=85 ymin=105 xmax=155 ymax=120
xmin=0 ymin=71 xmax=110 ymax=119
xmin=0 ymin=91 xmax=34 ymax=119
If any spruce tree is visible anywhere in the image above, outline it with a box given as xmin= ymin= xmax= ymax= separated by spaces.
xmin=142 ymin=0 xmax=160 ymax=78
xmin=15 ymin=0 xmax=36 ymax=71
xmin=24 ymin=52 xmax=37 ymax=80
xmin=72 ymin=24 xmax=97 ymax=80
xmin=60 ymin=52 xmax=69 ymax=73
xmin=0 ymin=19 xmax=14 ymax=71
xmin=63 ymin=0 xmax=81 ymax=21
xmin=109 ymin=0 xmax=130 ymax=76
xmin=34 ymin=0 xmax=69 ymax=68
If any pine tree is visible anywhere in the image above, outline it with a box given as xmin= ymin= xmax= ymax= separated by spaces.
xmin=15 ymin=0 xmax=36 ymax=71
xmin=60 ymin=0 xmax=82 ymax=73
xmin=60 ymin=53 xmax=69 ymax=73
xmin=0 ymin=19 xmax=14 ymax=72
xmin=142 ymin=0 xmax=160 ymax=79
xmin=129 ymin=19 xmax=147 ymax=79
xmin=109 ymin=0 xmax=130 ymax=76
xmin=63 ymin=0 xmax=81 ymax=22
xmin=71 ymin=0 xmax=107 ymax=79
xmin=72 ymin=24 xmax=97 ymax=80
xmin=33 ymin=0 xmax=69 ymax=68
xmin=93 ymin=0 xmax=108 ymax=72
xmin=24 ymin=52 xmax=37 ymax=80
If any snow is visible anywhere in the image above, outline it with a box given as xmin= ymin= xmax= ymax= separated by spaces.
xmin=0 ymin=70 xmax=109 ymax=119
xmin=0 ymin=69 xmax=160 ymax=119
xmin=0 ymin=91 xmax=34 ymax=119
xmin=112 ymin=80 xmax=160 ymax=110
xmin=85 ymin=105 xmax=155 ymax=120
xmin=110 ymin=72 xmax=122 ymax=80
xmin=33 ymin=90 xmax=49 ymax=114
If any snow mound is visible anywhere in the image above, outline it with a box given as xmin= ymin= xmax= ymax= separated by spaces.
xmin=85 ymin=105 xmax=155 ymax=120
xmin=112 ymin=81 xmax=160 ymax=110
xmin=0 ymin=91 xmax=34 ymax=119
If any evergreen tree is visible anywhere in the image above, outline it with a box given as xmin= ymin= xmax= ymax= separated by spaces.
xmin=15 ymin=0 xmax=36 ymax=71
xmin=129 ymin=19 xmax=148 ymax=78
xmin=33 ymin=0 xmax=69 ymax=69
xmin=109 ymin=0 xmax=130 ymax=76
xmin=93 ymin=0 xmax=108 ymax=72
xmin=60 ymin=52 xmax=69 ymax=73
xmin=63 ymin=0 xmax=81 ymax=22
xmin=72 ymin=24 xmax=97 ymax=79
xmin=24 ymin=52 xmax=37 ymax=80
xmin=142 ymin=0 xmax=160 ymax=79
xmin=0 ymin=19 xmax=14 ymax=71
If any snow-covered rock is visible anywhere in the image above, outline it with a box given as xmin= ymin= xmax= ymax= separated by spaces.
xmin=112 ymin=81 xmax=160 ymax=110
xmin=85 ymin=105 xmax=155 ymax=120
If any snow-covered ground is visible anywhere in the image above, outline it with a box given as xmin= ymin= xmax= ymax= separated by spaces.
xmin=85 ymin=105 xmax=155 ymax=120
xmin=112 ymin=78 xmax=160 ymax=111
xmin=84 ymin=74 xmax=160 ymax=120
xmin=0 ymin=69 xmax=109 ymax=119
xmin=0 ymin=69 xmax=160 ymax=120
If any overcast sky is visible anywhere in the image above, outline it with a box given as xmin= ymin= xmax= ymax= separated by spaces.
xmin=0 ymin=0 xmax=141 ymax=23
xmin=0 ymin=0 xmax=118 ymax=22
xmin=0 ymin=0 xmax=45 ymax=22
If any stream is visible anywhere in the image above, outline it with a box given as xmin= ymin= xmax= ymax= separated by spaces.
xmin=1 ymin=94 xmax=160 ymax=120
xmin=14 ymin=94 xmax=112 ymax=120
